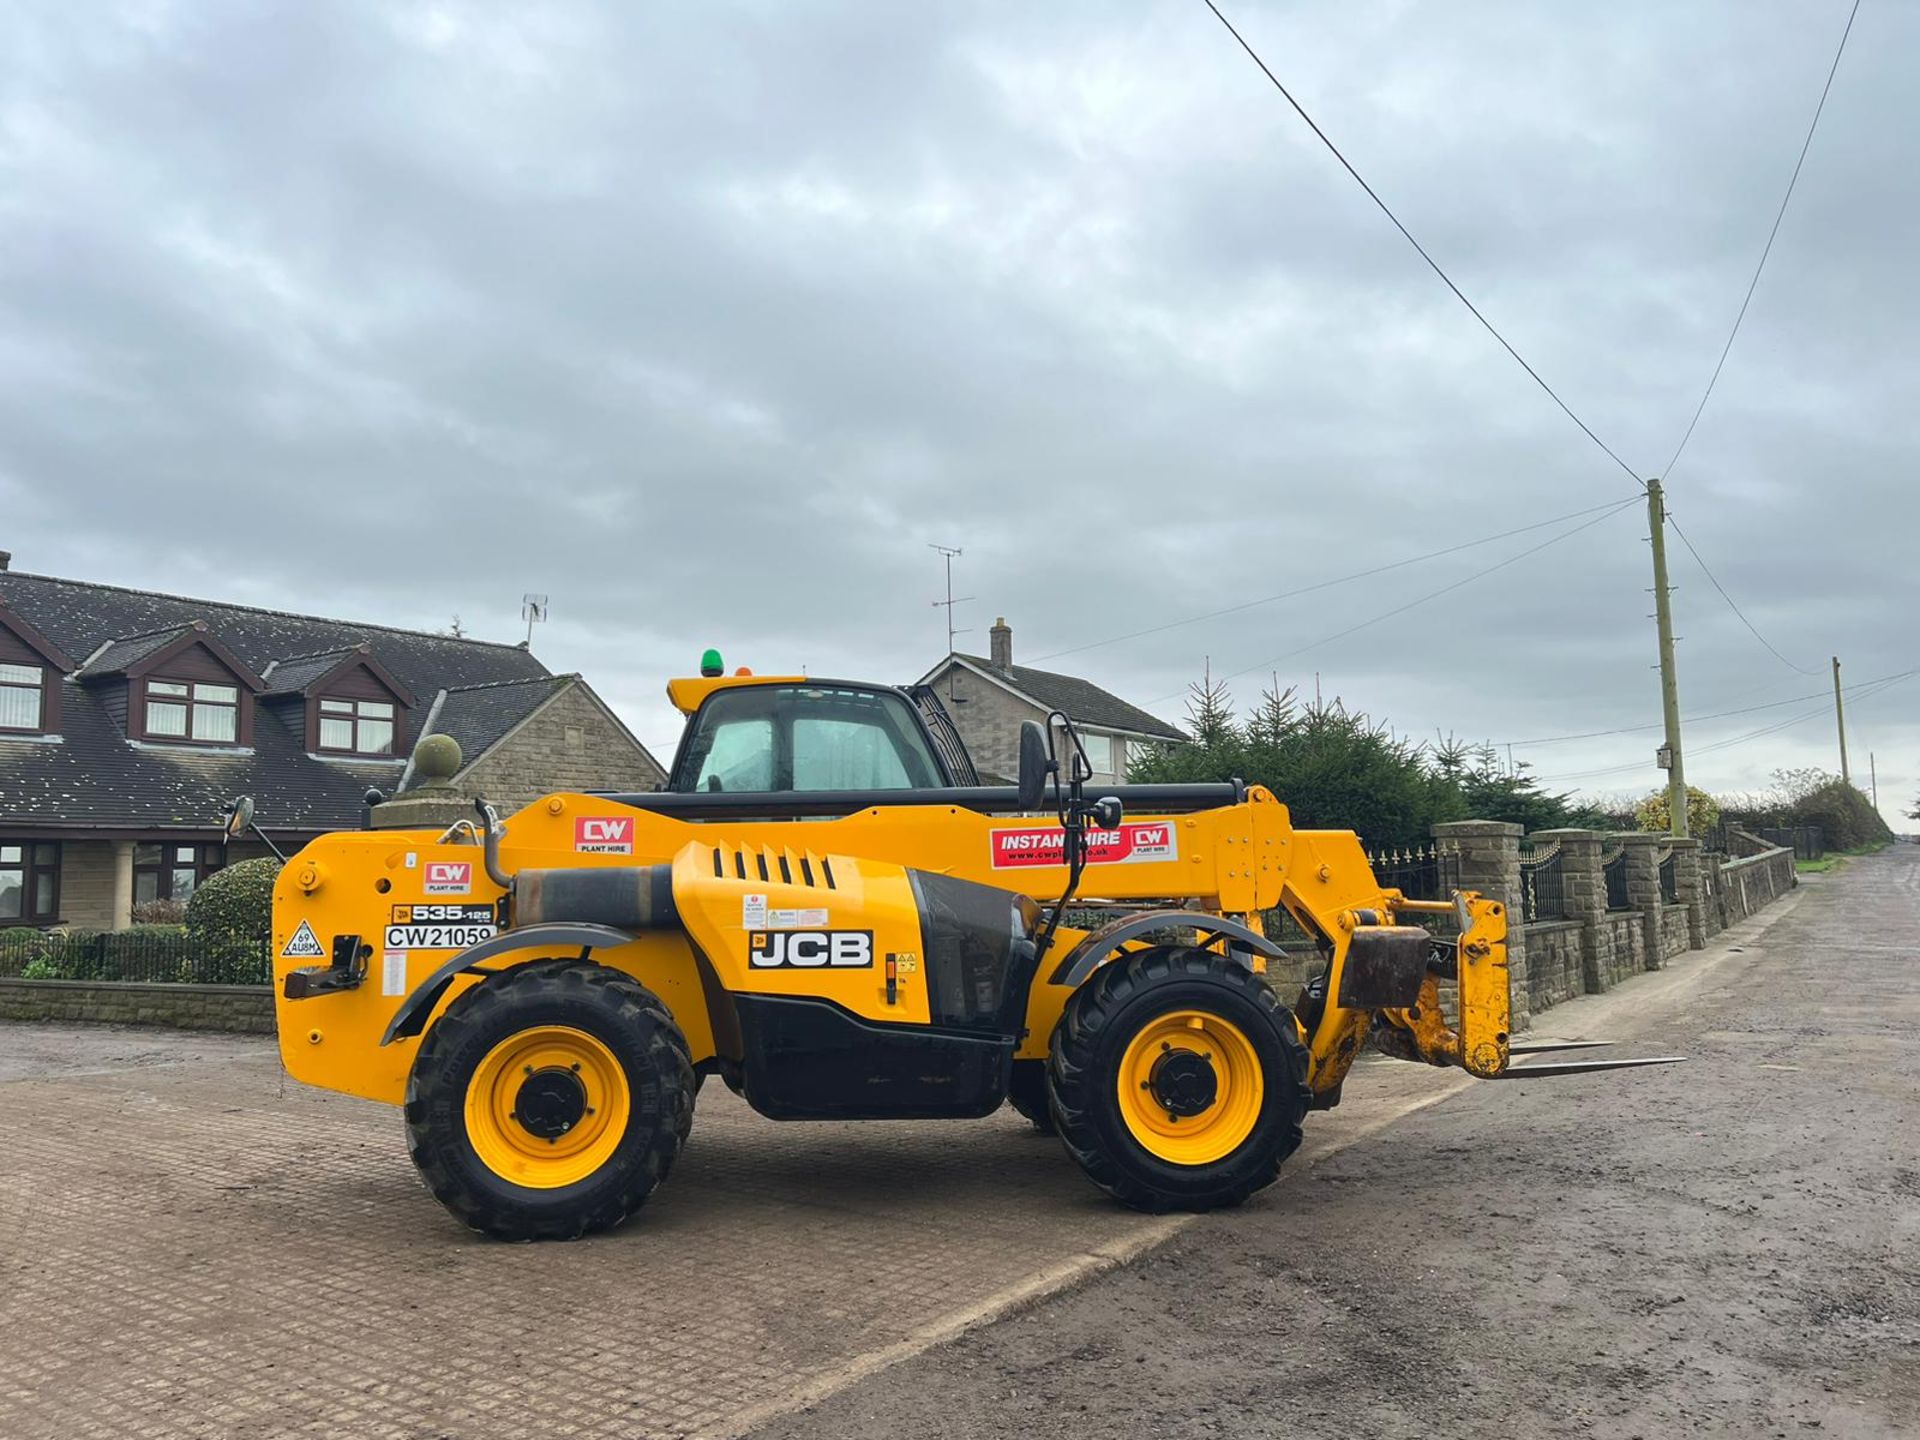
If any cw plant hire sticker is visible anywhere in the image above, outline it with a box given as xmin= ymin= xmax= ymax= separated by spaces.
xmin=988 ymin=821 xmax=1178 ymax=869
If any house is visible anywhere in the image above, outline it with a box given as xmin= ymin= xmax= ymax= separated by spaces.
xmin=915 ymin=618 xmax=1187 ymax=785
xmin=0 ymin=553 xmax=663 ymax=932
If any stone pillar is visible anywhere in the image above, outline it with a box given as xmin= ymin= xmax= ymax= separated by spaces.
xmin=1620 ymin=833 xmax=1665 ymax=973
xmin=109 ymin=839 xmax=135 ymax=932
xmin=1533 ymin=829 xmax=1608 ymax=995
xmin=1433 ymin=820 xmax=1529 ymax=1033
xmin=370 ymin=734 xmax=472 ymax=832
xmin=1669 ymin=837 xmax=1706 ymax=950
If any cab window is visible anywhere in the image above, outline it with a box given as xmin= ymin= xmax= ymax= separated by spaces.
xmin=677 ymin=685 xmax=944 ymax=793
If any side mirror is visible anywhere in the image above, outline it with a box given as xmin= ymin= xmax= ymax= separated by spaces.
xmin=1017 ymin=721 xmax=1051 ymax=810
xmin=223 ymin=795 xmax=255 ymax=838
xmin=1088 ymin=796 xmax=1124 ymax=831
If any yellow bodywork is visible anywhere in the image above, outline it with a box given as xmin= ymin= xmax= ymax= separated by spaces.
xmin=272 ymin=782 xmax=1510 ymax=1107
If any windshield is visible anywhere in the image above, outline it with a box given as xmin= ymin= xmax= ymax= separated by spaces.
xmin=675 ymin=684 xmax=946 ymax=793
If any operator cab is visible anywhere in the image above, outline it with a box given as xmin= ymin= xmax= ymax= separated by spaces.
xmin=663 ymin=650 xmax=975 ymax=795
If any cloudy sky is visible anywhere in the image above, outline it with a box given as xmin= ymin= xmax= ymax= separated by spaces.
xmin=2 ymin=0 xmax=1913 ymax=824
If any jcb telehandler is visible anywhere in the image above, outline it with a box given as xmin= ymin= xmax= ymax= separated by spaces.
xmin=267 ymin=659 xmax=1640 ymax=1240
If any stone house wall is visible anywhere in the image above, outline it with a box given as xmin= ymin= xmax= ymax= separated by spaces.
xmin=459 ymin=682 xmax=665 ymax=811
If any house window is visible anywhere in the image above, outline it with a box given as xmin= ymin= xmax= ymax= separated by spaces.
xmin=0 ymin=663 xmax=43 ymax=731
xmin=0 ymin=842 xmax=60 ymax=924
xmin=133 ymin=843 xmax=225 ymax=906
xmin=318 ymin=697 xmax=396 ymax=755
xmin=1081 ymin=732 xmax=1114 ymax=775
xmin=146 ymin=679 xmax=239 ymax=743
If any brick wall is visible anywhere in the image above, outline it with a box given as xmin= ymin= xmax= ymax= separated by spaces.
xmin=460 ymin=682 xmax=665 ymax=810
xmin=0 ymin=978 xmax=274 ymax=1032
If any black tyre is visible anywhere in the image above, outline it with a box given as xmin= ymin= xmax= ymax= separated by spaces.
xmin=1006 ymin=1059 xmax=1056 ymax=1134
xmin=405 ymin=961 xmax=694 ymax=1241
xmin=1048 ymin=946 xmax=1310 ymax=1212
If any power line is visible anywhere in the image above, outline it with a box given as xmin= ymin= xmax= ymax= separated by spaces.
xmin=1030 ymin=495 xmax=1640 ymax=665
xmin=1506 ymin=666 xmax=1919 ymax=746
xmin=1201 ymin=0 xmax=1644 ymax=490
xmin=1534 ymin=668 xmax=1915 ymax=783
xmin=1666 ymin=509 xmax=1819 ymax=675
xmin=1146 ymin=497 xmax=1641 ymax=706
xmin=1662 ymin=0 xmax=1863 ymax=480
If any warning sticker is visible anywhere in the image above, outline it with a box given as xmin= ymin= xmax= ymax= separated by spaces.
xmin=282 ymin=921 xmax=326 ymax=959
xmin=769 ymin=907 xmax=829 ymax=929
xmin=382 ymin=952 xmax=408 ymax=997
xmin=742 ymin=893 xmax=768 ymax=928
xmin=988 ymin=822 xmax=1179 ymax=870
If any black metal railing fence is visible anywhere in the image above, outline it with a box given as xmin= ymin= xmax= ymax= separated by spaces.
xmin=0 ymin=925 xmax=272 ymax=986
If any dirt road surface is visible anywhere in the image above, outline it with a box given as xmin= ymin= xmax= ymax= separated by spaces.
xmin=754 ymin=847 xmax=1919 ymax=1439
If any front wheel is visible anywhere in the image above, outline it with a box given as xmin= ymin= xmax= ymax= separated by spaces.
xmin=405 ymin=961 xmax=694 ymax=1241
xmin=1048 ymin=947 xmax=1310 ymax=1212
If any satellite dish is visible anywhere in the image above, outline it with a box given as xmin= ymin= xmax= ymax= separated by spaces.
xmin=225 ymin=796 xmax=255 ymax=838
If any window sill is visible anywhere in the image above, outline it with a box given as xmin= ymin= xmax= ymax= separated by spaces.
xmin=0 ymin=731 xmax=63 ymax=745
xmin=127 ymin=739 xmax=254 ymax=755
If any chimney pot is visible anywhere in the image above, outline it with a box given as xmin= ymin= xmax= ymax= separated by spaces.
xmin=0 ymin=550 xmax=11 ymax=571
xmin=989 ymin=616 xmax=1012 ymax=669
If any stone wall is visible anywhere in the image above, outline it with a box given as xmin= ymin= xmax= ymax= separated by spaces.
xmin=460 ymin=681 xmax=666 ymax=810
xmin=931 ymin=666 xmax=1045 ymax=782
xmin=1720 ymin=848 xmax=1796 ymax=924
xmin=55 ymin=839 xmax=120 ymax=930
xmin=1599 ymin=913 xmax=1646 ymax=984
xmin=1525 ymin=919 xmax=1583 ymax=1012
xmin=1660 ymin=905 xmax=1691 ymax=960
xmin=0 ymin=978 xmax=275 ymax=1033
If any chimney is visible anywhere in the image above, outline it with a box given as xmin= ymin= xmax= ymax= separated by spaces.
xmin=0 ymin=550 xmax=11 ymax=571
xmin=989 ymin=616 xmax=1012 ymax=669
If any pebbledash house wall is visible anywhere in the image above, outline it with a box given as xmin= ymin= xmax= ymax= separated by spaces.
xmin=457 ymin=683 xmax=665 ymax=812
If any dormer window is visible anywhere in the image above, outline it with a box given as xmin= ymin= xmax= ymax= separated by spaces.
xmin=0 ymin=663 xmax=43 ymax=732
xmin=145 ymin=679 xmax=240 ymax=743
xmin=318 ymin=696 xmax=396 ymax=755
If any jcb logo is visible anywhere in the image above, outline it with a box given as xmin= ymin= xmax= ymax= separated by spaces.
xmin=748 ymin=930 xmax=874 ymax=969
xmin=575 ymin=817 xmax=634 ymax=854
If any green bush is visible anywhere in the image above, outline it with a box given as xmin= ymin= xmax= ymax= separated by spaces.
xmin=186 ymin=857 xmax=282 ymax=938
xmin=0 ymin=923 xmax=270 ymax=984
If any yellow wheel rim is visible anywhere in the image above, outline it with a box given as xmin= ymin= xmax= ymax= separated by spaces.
xmin=463 ymin=1025 xmax=631 ymax=1190
xmin=1117 ymin=1009 xmax=1265 ymax=1166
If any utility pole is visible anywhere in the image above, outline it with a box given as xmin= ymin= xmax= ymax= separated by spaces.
xmin=1647 ymin=479 xmax=1688 ymax=838
xmin=1831 ymin=655 xmax=1852 ymax=785
xmin=1870 ymin=751 xmax=1878 ymax=812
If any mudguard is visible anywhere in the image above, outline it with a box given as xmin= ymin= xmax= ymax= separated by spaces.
xmin=380 ymin=922 xmax=639 ymax=1045
xmin=1047 ymin=909 xmax=1282 ymax=988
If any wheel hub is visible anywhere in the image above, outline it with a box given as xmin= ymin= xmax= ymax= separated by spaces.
xmin=1149 ymin=1048 xmax=1218 ymax=1118
xmin=513 ymin=1066 xmax=588 ymax=1140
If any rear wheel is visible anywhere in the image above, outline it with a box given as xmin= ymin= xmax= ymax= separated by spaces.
xmin=1049 ymin=947 xmax=1309 ymax=1212
xmin=405 ymin=961 xmax=693 ymax=1240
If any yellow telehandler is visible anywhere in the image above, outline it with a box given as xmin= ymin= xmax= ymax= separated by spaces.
xmin=265 ymin=657 xmax=1657 ymax=1239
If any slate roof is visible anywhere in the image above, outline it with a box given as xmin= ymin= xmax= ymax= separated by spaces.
xmin=74 ymin=625 xmax=195 ymax=679
xmin=0 ymin=570 xmax=553 ymax=834
xmin=259 ymin=648 xmax=361 ymax=696
xmin=946 ymin=654 xmax=1187 ymax=743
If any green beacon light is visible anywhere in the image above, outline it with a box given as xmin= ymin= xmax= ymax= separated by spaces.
xmin=700 ymin=648 xmax=725 ymax=678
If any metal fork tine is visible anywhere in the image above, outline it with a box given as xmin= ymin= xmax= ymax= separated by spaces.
xmin=1496 ymin=1056 xmax=1686 ymax=1077
xmin=1507 ymin=1039 xmax=1615 ymax=1054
